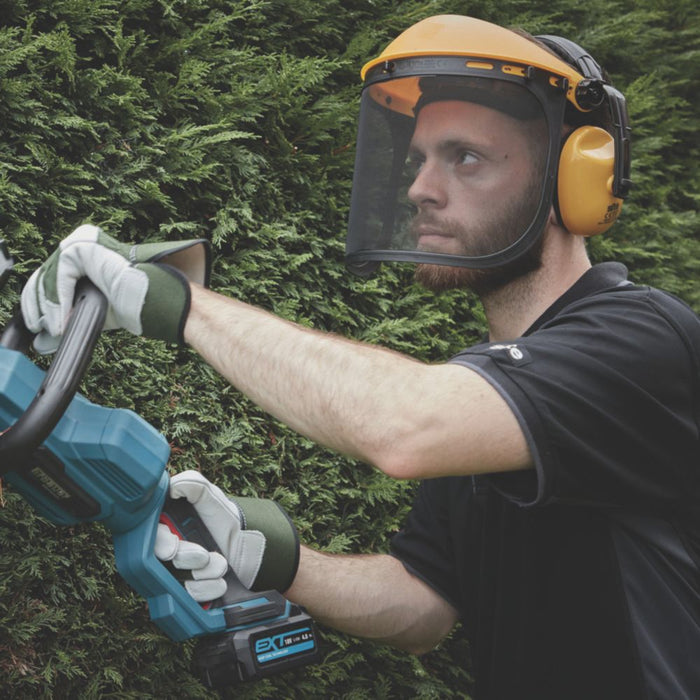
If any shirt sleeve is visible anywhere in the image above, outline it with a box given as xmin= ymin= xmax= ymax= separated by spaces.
xmin=449 ymin=289 xmax=700 ymax=510
xmin=389 ymin=477 xmax=473 ymax=614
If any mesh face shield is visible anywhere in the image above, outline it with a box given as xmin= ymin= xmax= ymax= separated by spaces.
xmin=345 ymin=58 xmax=568 ymax=276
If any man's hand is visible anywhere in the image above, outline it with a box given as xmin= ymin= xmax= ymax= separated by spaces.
xmin=21 ymin=224 xmax=210 ymax=352
xmin=155 ymin=471 xmax=300 ymax=601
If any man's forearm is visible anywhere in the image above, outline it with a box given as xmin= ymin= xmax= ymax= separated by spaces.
xmin=184 ymin=284 xmax=417 ymax=469
xmin=285 ymin=546 xmax=458 ymax=655
xmin=184 ymin=284 xmax=532 ymax=479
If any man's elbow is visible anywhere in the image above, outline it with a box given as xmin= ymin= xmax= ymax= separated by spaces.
xmin=379 ymin=610 xmax=458 ymax=656
xmin=372 ymin=442 xmax=443 ymax=481
xmin=373 ymin=450 xmax=424 ymax=481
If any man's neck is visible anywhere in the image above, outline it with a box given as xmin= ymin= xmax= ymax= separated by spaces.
xmin=481 ymin=234 xmax=591 ymax=341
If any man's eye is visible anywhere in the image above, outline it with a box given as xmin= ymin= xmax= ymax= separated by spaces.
xmin=406 ymin=155 xmax=424 ymax=175
xmin=458 ymin=151 xmax=478 ymax=166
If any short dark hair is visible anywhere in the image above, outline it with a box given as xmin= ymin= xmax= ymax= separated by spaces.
xmin=415 ymin=76 xmax=543 ymax=121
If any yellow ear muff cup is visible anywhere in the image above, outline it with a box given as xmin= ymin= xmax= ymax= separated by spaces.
xmin=557 ymin=126 xmax=624 ymax=237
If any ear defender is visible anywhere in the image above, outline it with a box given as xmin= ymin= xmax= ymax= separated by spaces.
xmin=557 ymin=125 xmax=623 ymax=236
xmin=536 ymin=34 xmax=631 ymax=237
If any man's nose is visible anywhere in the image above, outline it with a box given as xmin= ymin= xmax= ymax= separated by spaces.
xmin=407 ymin=160 xmax=447 ymax=208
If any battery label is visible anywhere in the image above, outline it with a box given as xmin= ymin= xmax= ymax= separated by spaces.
xmin=254 ymin=627 xmax=316 ymax=664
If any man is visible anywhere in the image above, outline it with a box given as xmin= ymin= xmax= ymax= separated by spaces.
xmin=21 ymin=15 xmax=700 ymax=700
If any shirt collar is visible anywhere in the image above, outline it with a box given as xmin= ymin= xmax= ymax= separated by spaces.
xmin=524 ymin=262 xmax=631 ymax=336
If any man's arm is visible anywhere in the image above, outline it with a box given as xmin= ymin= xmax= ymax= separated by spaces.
xmin=285 ymin=546 xmax=459 ymax=655
xmin=185 ymin=284 xmax=532 ymax=480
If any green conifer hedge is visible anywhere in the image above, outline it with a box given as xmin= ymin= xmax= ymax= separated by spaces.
xmin=0 ymin=0 xmax=698 ymax=697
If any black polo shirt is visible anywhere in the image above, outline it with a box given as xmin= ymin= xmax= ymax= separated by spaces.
xmin=390 ymin=263 xmax=700 ymax=700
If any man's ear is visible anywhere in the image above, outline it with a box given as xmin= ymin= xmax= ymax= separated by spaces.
xmin=546 ymin=205 xmax=566 ymax=233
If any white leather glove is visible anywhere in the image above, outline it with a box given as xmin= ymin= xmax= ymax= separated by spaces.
xmin=155 ymin=471 xmax=300 ymax=603
xmin=154 ymin=523 xmax=229 ymax=602
xmin=21 ymin=224 xmax=210 ymax=353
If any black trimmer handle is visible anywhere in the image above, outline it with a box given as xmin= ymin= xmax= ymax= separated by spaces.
xmin=0 ymin=279 xmax=108 ymax=473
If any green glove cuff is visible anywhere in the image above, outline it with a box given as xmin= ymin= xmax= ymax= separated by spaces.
xmin=136 ymin=238 xmax=210 ymax=344
xmin=125 ymin=238 xmax=212 ymax=287
xmin=97 ymin=232 xmax=211 ymax=288
xmin=234 ymin=497 xmax=300 ymax=593
xmin=137 ymin=263 xmax=191 ymax=344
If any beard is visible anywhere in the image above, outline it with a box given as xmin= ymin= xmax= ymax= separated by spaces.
xmin=414 ymin=234 xmax=544 ymax=295
xmin=411 ymin=175 xmax=545 ymax=296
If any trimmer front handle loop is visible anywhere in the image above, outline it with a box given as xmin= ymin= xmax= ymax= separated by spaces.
xmin=0 ymin=279 xmax=107 ymax=473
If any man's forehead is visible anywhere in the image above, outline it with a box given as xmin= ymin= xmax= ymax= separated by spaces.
xmin=412 ymin=100 xmax=529 ymax=143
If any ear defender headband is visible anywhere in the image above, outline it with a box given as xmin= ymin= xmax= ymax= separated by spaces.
xmin=535 ymin=34 xmax=632 ymax=236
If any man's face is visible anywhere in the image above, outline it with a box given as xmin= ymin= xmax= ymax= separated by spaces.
xmin=405 ymin=100 xmax=548 ymax=293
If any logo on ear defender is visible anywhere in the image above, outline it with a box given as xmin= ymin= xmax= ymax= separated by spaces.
xmin=600 ymin=202 xmax=620 ymax=226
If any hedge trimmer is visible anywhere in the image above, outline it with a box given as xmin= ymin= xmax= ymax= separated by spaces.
xmin=0 ymin=242 xmax=320 ymax=688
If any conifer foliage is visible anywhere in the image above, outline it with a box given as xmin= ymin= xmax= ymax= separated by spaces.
xmin=0 ymin=0 xmax=697 ymax=697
